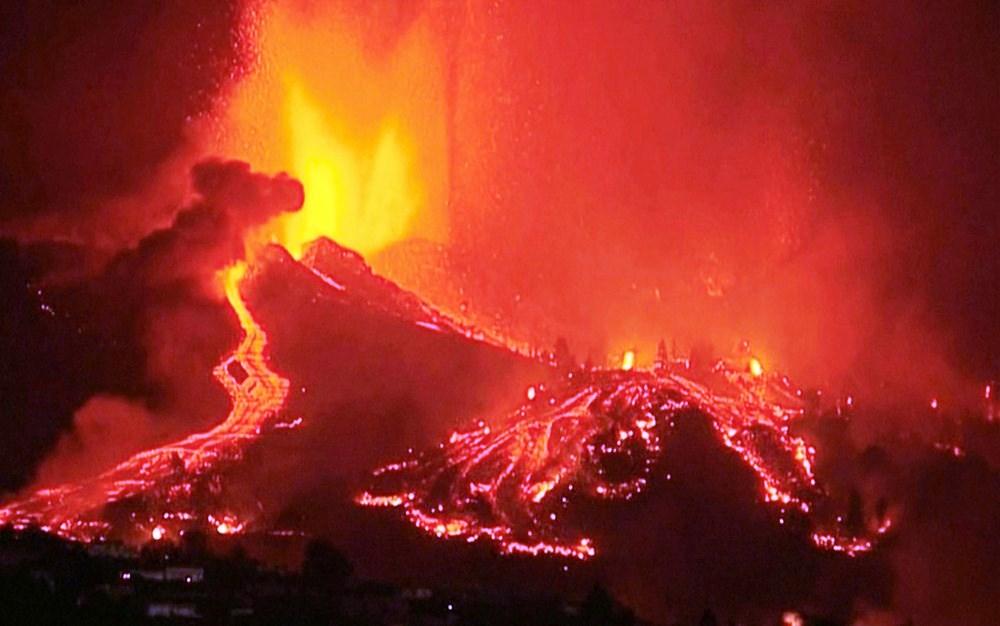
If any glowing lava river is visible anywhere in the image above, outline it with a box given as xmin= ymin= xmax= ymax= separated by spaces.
xmin=0 ymin=261 xmax=289 ymax=542
xmin=0 ymin=244 xmax=886 ymax=560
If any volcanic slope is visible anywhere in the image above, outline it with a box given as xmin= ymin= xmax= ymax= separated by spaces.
xmin=0 ymin=238 xmax=547 ymax=542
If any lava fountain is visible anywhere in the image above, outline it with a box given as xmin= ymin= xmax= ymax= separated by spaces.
xmin=211 ymin=0 xmax=449 ymax=259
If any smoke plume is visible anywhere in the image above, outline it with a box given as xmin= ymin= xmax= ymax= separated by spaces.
xmin=16 ymin=160 xmax=302 ymax=490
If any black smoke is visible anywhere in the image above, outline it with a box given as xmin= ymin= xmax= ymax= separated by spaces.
xmin=0 ymin=160 xmax=302 ymax=493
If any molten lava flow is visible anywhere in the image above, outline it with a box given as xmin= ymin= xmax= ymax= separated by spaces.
xmin=1 ymin=237 xmax=886 ymax=562
xmin=620 ymin=349 xmax=636 ymax=371
xmin=0 ymin=262 xmax=289 ymax=541
xmin=359 ymin=359 xmax=883 ymax=559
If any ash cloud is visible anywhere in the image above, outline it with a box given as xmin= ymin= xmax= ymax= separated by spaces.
xmin=29 ymin=396 xmax=162 ymax=489
xmin=0 ymin=2 xmax=268 ymax=495
xmin=5 ymin=160 xmax=302 ymax=492
xmin=101 ymin=159 xmax=303 ymax=289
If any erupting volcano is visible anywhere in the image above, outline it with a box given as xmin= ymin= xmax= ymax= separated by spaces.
xmin=0 ymin=0 xmax=904 ymax=558
xmin=0 ymin=230 xmax=885 ymax=563
xmin=3 ymin=2 xmax=998 ymax=623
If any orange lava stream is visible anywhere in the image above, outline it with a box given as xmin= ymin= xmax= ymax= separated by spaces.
xmin=359 ymin=361 xmax=884 ymax=559
xmin=0 ymin=262 xmax=289 ymax=542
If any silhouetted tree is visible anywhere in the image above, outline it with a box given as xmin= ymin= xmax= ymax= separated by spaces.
xmin=581 ymin=583 xmax=634 ymax=625
xmin=655 ymin=338 xmax=669 ymax=372
xmin=302 ymin=539 xmax=352 ymax=592
xmin=698 ymin=608 xmax=719 ymax=626
xmin=846 ymin=489 xmax=865 ymax=536
xmin=180 ymin=529 xmax=208 ymax=558
xmin=581 ymin=583 xmax=614 ymax=624
xmin=553 ymin=336 xmax=576 ymax=371
xmin=689 ymin=341 xmax=715 ymax=372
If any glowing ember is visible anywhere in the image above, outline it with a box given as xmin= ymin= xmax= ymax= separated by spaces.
xmin=151 ymin=525 xmax=166 ymax=542
xmin=782 ymin=611 xmax=804 ymax=626
xmin=359 ymin=358 xmax=881 ymax=559
xmin=209 ymin=513 xmax=245 ymax=536
xmin=748 ymin=356 xmax=764 ymax=378
xmin=621 ymin=350 xmax=636 ymax=371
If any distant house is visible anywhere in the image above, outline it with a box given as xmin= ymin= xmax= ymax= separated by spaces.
xmin=166 ymin=566 xmax=205 ymax=584
xmin=146 ymin=602 xmax=201 ymax=619
xmin=342 ymin=580 xmax=407 ymax=624
xmin=86 ymin=541 xmax=136 ymax=560
xmin=126 ymin=565 xmax=204 ymax=584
